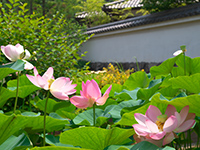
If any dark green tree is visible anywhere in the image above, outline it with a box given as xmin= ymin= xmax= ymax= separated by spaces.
xmin=141 ymin=0 xmax=198 ymax=13
xmin=0 ymin=0 xmax=90 ymax=78
xmin=75 ymin=0 xmax=111 ymax=27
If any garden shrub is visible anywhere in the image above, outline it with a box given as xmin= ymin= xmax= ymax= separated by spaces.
xmin=95 ymin=63 xmax=134 ymax=88
xmin=0 ymin=0 xmax=91 ymax=78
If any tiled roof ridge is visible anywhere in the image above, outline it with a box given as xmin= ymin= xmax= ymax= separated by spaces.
xmin=85 ymin=2 xmax=200 ymax=34
xmin=102 ymin=0 xmax=142 ymax=10
xmin=104 ymin=0 xmax=125 ymax=6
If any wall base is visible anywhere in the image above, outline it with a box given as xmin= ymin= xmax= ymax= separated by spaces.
xmin=89 ymin=62 xmax=161 ymax=72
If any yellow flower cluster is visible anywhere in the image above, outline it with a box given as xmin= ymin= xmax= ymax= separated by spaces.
xmin=95 ymin=63 xmax=134 ymax=88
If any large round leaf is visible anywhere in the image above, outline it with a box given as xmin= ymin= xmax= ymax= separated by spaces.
xmin=0 ymin=59 xmax=25 ymax=80
xmin=45 ymin=135 xmax=73 ymax=147
xmin=0 ymin=87 xmax=16 ymax=108
xmin=30 ymin=146 xmax=90 ymax=150
xmin=24 ymin=114 xmax=69 ymax=134
xmin=137 ymin=82 xmax=161 ymax=101
xmin=73 ymin=108 xmax=110 ymax=126
xmin=170 ymin=73 xmax=200 ymax=94
xmin=105 ymin=100 xmax=144 ymax=120
xmin=105 ymin=141 xmax=175 ymax=150
xmin=115 ymin=88 xmax=139 ymax=101
xmin=0 ymin=114 xmax=29 ymax=145
xmin=150 ymin=55 xmax=180 ymax=77
xmin=123 ymin=71 xmax=150 ymax=90
xmin=60 ymin=127 xmax=134 ymax=150
xmin=34 ymin=98 xmax=72 ymax=114
xmin=0 ymin=133 xmax=31 ymax=150
xmin=7 ymin=75 xmax=40 ymax=98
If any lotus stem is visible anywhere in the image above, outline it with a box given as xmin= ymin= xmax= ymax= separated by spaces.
xmin=170 ymin=141 xmax=174 ymax=148
xmin=14 ymin=71 xmax=20 ymax=114
xmin=183 ymin=52 xmax=186 ymax=76
xmin=0 ymin=79 xmax=3 ymax=91
xmin=43 ymin=90 xmax=50 ymax=146
xmin=22 ymin=98 xmax=25 ymax=111
xmin=183 ymin=132 xmax=186 ymax=149
xmin=29 ymin=95 xmax=32 ymax=111
xmin=187 ymin=130 xmax=192 ymax=149
xmin=178 ymin=135 xmax=182 ymax=150
xmin=197 ymin=124 xmax=200 ymax=148
xmin=134 ymin=57 xmax=140 ymax=71
xmin=93 ymin=104 xmax=96 ymax=126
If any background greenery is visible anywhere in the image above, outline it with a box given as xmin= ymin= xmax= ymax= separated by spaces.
xmin=0 ymin=0 xmax=91 ymax=78
xmin=141 ymin=0 xmax=198 ymax=13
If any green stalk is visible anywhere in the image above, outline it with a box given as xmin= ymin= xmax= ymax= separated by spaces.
xmin=22 ymin=98 xmax=25 ymax=111
xmin=170 ymin=141 xmax=174 ymax=148
xmin=93 ymin=104 xmax=96 ymax=126
xmin=0 ymin=79 xmax=3 ymax=92
xmin=14 ymin=71 xmax=20 ymax=114
xmin=134 ymin=57 xmax=140 ymax=71
xmin=183 ymin=132 xmax=186 ymax=149
xmin=187 ymin=130 xmax=192 ymax=149
xmin=29 ymin=95 xmax=32 ymax=111
xmin=178 ymin=135 xmax=182 ymax=150
xmin=43 ymin=91 xmax=50 ymax=146
xmin=183 ymin=52 xmax=186 ymax=76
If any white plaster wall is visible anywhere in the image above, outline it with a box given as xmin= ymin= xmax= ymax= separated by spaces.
xmin=80 ymin=16 xmax=200 ymax=63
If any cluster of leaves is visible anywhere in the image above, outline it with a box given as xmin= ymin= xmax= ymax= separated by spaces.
xmin=95 ymin=63 xmax=134 ymax=88
xmin=1 ymin=46 xmax=200 ymax=150
xmin=141 ymin=0 xmax=198 ymax=13
xmin=18 ymin=0 xmax=80 ymax=19
xmin=0 ymin=0 xmax=91 ymax=78
xmin=75 ymin=0 xmax=111 ymax=27
xmin=75 ymin=0 xmax=140 ymax=27
xmin=104 ymin=7 xmax=136 ymax=22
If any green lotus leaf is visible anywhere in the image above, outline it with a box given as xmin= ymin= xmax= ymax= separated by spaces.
xmin=7 ymin=75 xmax=40 ymax=98
xmin=123 ymin=71 xmax=150 ymax=90
xmin=60 ymin=127 xmax=134 ymax=150
xmin=150 ymin=55 xmax=180 ymax=77
xmin=0 ymin=60 xmax=25 ymax=80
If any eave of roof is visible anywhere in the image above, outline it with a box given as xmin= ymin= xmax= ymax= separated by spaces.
xmin=85 ymin=2 xmax=200 ymax=35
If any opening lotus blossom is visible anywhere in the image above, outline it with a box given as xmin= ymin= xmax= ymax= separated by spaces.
xmin=1 ymin=43 xmax=34 ymax=70
xmin=70 ymin=79 xmax=112 ymax=109
xmin=26 ymin=67 xmax=77 ymax=100
xmin=173 ymin=49 xmax=187 ymax=56
xmin=132 ymin=105 xmax=195 ymax=147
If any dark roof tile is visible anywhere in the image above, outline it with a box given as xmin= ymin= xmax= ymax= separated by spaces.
xmin=103 ymin=0 xmax=142 ymax=10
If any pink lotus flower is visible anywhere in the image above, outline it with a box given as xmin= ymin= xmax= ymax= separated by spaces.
xmin=132 ymin=105 xmax=195 ymax=147
xmin=1 ymin=43 xmax=34 ymax=70
xmin=70 ymin=79 xmax=112 ymax=109
xmin=26 ymin=67 xmax=77 ymax=100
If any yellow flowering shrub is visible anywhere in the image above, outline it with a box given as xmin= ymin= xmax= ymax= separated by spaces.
xmin=95 ymin=63 xmax=134 ymax=88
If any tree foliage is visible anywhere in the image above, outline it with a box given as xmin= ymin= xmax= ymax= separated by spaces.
xmin=0 ymin=0 xmax=90 ymax=78
xmin=141 ymin=0 xmax=199 ymax=13
xmin=18 ymin=0 xmax=80 ymax=19
xmin=75 ymin=0 xmax=111 ymax=27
